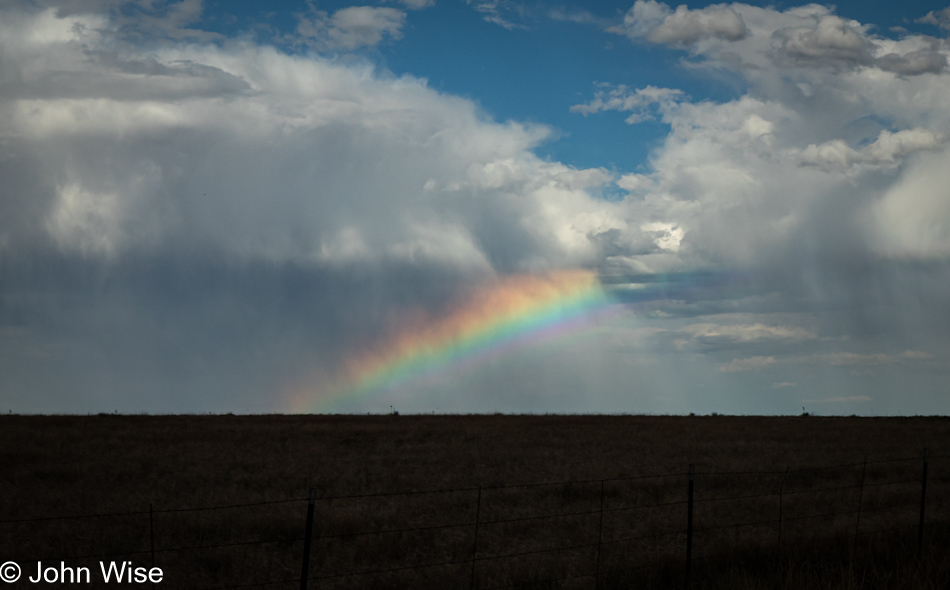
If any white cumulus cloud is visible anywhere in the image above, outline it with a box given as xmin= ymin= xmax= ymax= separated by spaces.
xmin=580 ymin=1 xmax=950 ymax=274
xmin=870 ymin=151 xmax=950 ymax=258
xmin=916 ymin=7 xmax=950 ymax=30
xmin=799 ymin=128 xmax=947 ymax=173
xmin=570 ymin=85 xmax=684 ymax=124
xmin=0 ymin=4 xmax=634 ymax=275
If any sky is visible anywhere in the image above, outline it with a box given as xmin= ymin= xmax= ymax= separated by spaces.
xmin=1 ymin=0 xmax=949 ymax=415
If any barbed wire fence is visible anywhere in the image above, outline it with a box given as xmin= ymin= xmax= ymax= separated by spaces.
xmin=2 ymin=453 xmax=948 ymax=589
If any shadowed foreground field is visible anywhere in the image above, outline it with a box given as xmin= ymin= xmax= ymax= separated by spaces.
xmin=2 ymin=414 xmax=950 ymax=589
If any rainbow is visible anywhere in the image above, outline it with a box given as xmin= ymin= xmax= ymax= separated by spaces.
xmin=288 ymin=269 xmax=623 ymax=412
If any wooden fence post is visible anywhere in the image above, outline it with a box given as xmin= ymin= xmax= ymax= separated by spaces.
xmin=685 ymin=465 xmax=694 ymax=589
xmin=300 ymin=488 xmax=316 ymax=590
xmin=470 ymin=486 xmax=482 ymax=590
xmin=918 ymin=449 xmax=929 ymax=559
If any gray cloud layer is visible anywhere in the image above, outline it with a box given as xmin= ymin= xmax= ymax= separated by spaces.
xmin=617 ymin=0 xmax=748 ymax=46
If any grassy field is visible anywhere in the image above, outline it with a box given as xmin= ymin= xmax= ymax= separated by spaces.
xmin=2 ymin=414 xmax=949 ymax=588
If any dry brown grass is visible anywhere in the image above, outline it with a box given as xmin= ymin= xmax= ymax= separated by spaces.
xmin=2 ymin=414 xmax=949 ymax=589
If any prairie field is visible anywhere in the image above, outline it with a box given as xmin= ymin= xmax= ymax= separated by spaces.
xmin=2 ymin=414 xmax=949 ymax=589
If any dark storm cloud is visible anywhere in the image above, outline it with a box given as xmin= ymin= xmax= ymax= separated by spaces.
xmin=6 ymin=57 xmax=252 ymax=102
xmin=0 ymin=248 xmax=480 ymax=412
xmin=770 ymin=15 xmax=877 ymax=71
xmin=875 ymin=49 xmax=947 ymax=76
xmin=617 ymin=0 xmax=748 ymax=47
xmin=0 ymin=64 xmax=251 ymax=102
xmin=32 ymin=0 xmax=221 ymax=41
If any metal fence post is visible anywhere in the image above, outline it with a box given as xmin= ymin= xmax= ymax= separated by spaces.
xmin=685 ymin=464 xmax=694 ymax=589
xmin=854 ymin=456 xmax=867 ymax=539
xmin=595 ymin=480 xmax=605 ymax=589
xmin=149 ymin=503 xmax=156 ymax=590
xmin=300 ymin=488 xmax=316 ymax=590
xmin=470 ymin=486 xmax=482 ymax=590
xmin=777 ymin=467 xmax=788 ymax=550
xmin=918 ymin=449 xmax=929 ymax=559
